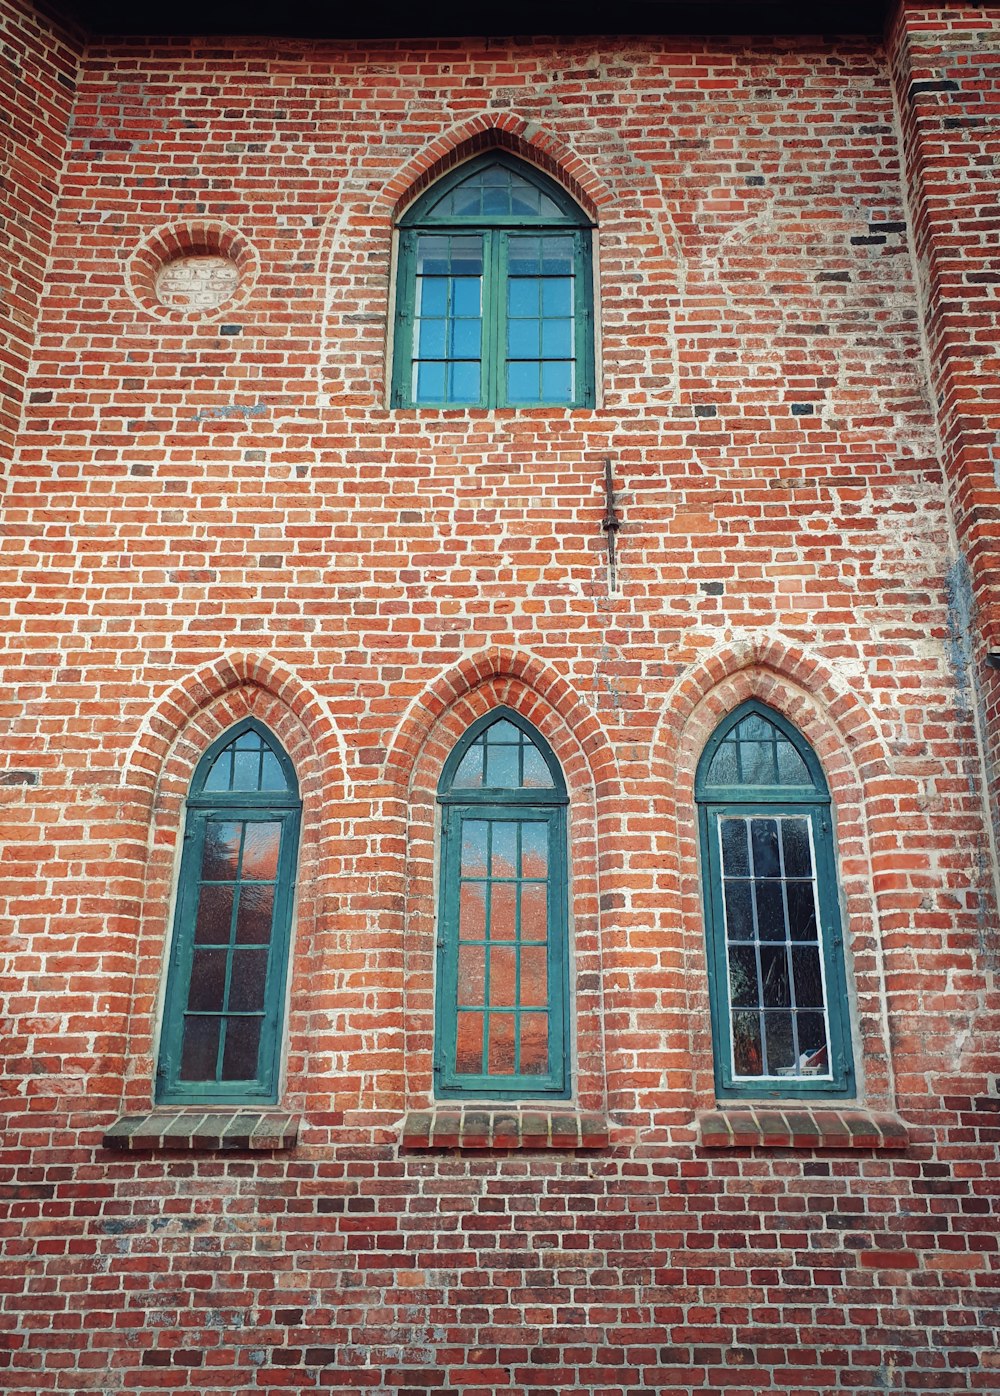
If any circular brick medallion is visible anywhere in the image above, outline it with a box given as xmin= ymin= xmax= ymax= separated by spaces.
xmin=126 ymin=221 xmax=259 ymax=321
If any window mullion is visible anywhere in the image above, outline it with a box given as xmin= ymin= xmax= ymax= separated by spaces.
xmin=490 ymin=230 xmax=506 ymax=407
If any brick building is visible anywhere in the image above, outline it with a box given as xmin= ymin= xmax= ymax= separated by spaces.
xmin=2 ymin=0 xmax=999 ymax=1389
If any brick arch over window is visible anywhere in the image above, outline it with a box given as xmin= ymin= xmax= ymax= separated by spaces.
xmin=385 ymin=658 xmax=613 ymax=1115
xmin=113 ymin=663 xmax=351 ymax=1118
xmin=648 ymin=640 xmax=896 ymax=1118
xmin=317 ymin=110 xmax=681 ymax=407
xmin=381 ymin=115 xmax=610 ymax=225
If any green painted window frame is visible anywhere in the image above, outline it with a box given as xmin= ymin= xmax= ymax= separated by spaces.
xmin=155 ymin=719 xmax=301 ymax=1106
xmin=695 ymin=701 xmax=856 ymax=1101
xmin=391 ymin=153 xmax=595 ymax=409
xmin=435 ymin=707 xmax=571 ymax=1100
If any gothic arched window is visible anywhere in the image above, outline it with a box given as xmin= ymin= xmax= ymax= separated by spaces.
xmin=391 ymin=153 xmax=595 ymax=409
xmin=696 ymin=701 xmax=855 ymax=1099
xmin=156 ymin=719 xmax=301 ymax=1104
xmin=435 ymin=709 xmax=570 ymax=1098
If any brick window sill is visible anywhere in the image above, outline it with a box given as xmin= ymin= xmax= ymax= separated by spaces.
xmin=102 ymin=1110 xmax=298 ymax=1152
xmin=697 ymin=1107 xmax=909 ymax=1151
xmin=400 ymin=1108 xmax=611 ymax=1150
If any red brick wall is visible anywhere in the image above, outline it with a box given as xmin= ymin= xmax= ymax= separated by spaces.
xmin=0 ymin=0 xmax=80 ymax=470
xmin=3 ymin=12 xmax=1000 ymax=1393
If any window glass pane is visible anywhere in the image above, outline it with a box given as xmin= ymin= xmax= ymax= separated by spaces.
xmin=796 ymin=1013 xmax=829 ymax=1071
xmin=520 ymin=947 xmax=547 ymax=1007
xmin=508 ymin=317 xmax=541 ymax=358
xmin=520 ymin=883 xmax=547 ymax=942
xmin=202 ymin=753 xmax=231 ymax=792
xmin=508 ymin=237 xmax=541 ymax=275
xmin=541 ymin=278 xmax=572 ymax=316
xmin=521 ymin=823 xmax=548 ymax=877
xmin=731 ymin=1012 xmax=762 ymax=1076
xmin=242 ymin=822 xmax=281 ymax=880
xmin=728 ymin=945 xmax=758 ymax=1008
xmin=781 ymin=819 xmax=813 ymax=878
xmin=490 ymin=823 xmax=517 ymax=878
xmin=723 ymin=879 xmax=754 ymax=940
xmin=541 ymin=318 xmax=572 ymax=358
xmin=508 ymin=279 xmax=538 ymax=317
xmin=416 ymin=318 xmax=447 ymax=357
xmin=452 ymin=278 xmax=481 ymax=317
xmin=759 ymin=945 xmax=791 ymax=1007
xmin=414 ymin=361 xmax=446 ymax=403
xmin=415 ymin=235 xmax=451 ymax=274
xmin=451 ymin=318 xmax=480 ymax=358
xmin=764 ymin=1013 xmax=796 ymax=1072
xmin=459 ymin=881 xmax=487 ymax=940
xmin=754 ymin=880 xmax=787 ymax=940
xmin=522 ymin=746 xmax=554 ymax=789
xmin=457 ymin=944 xmax=485 ymax=1006
xmin=776 ymin=741 xmax=811 ymax=785
xmin=706 ymin=740 xmax=737 ymax=786
xmin=786 ymin=881 xmax=818 ymax=940
xmin=232 ymin=750 xmax=260 ymax=790
xmin=541 ymin=237 xmax=575 ymax=274
xmin=453 ymin=747 xmax=483 ymax=788
xmin=235 ymin=884 xmax=275 ymax=945
xmin=750 ymin=819 xmax=780 ymax=878
xmin=720 ymin=819 xmax=750 ymax=876
xmin=188 ymin=950 xmax=227 ymax=1011
xmin=489 ymin=947 xmax=517 ymax=1006
xmin=540 ymin=361 xmax=573 ymax=402
xmin=793 ymin=946 xmax=824 ymax=1008
xmin=220 ymin=1017 xmax=262 ymax=1080
xmin=487 ymin=1014 xmax=516 ymax=1074
xmin=448 ymin=362 xmax=480 ymax=403
xmin=485 ymin=741 xmax=519 ymax=787
xmin=490 ymin=882 xmax=517 ymax=941
xmin=228 ymin=949 xmax=268 ymax=1013
xmin=195 ymin=884 xmax=234 ymax=944
xmin=201 ymin=822 xmax=242 ymax=881
xmin=455 ymin=1012 xmax=484 ymax=1073
xmin=508 ymin=361 xmax=540 ymax=402
xmin=461 ymin=821 xmax=488 ymax=876
xmin=179 ymin=1017 xmax=220 ymax=1081
xmin=519 ymin=1014 xmax=549 ymax=1075
xmin=417 ymin=278 xmax=448 ymax=315
xmin=260 ymin=751 xmax=285 ymax=792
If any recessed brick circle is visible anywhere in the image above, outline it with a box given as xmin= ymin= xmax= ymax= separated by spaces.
xmin=126 ymin=221 xmax=259 ymax=321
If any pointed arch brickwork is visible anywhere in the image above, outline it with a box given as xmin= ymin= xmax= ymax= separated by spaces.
xmin=644 ymin=639 xmax=896 ymax=1121
xmin=112 ymin=656 xmax=350 ymax=1119
xmin=383 ymin=649 xmax=615 ymax=1116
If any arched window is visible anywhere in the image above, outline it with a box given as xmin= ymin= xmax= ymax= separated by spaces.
xmin=156 ymin=719 xmax=301 ymax=1105
xmin=391 ymin=153 xmax=595 ymax=409
xmin=695 ymin=701 xmax=855 ymax=1099
xmin=435 ymin=709 xmax=570 ymax=1099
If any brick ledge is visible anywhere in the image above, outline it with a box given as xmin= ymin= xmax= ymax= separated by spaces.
xmin=697 ymin=1107 xmax=909 ymax=1151
xmin=400 ymin=1108 xmax=611 ymax=1150
xmin=102 ymin=1110 xmax=298 ymax=1152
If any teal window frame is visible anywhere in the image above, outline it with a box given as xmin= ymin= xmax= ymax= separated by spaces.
xmin=391 ymin=153 xmax=595 ymax=409
xmin=434 ymin=707 xmax=570 ymax=1100
xmin=696 ymin=700 xmax=856 ymax=1101
xmin=155 ymin=719 xmax=301 ymax=1106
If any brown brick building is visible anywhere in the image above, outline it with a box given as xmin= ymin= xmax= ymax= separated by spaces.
xmin=2 ymin=0 xmax=999 ymax=1390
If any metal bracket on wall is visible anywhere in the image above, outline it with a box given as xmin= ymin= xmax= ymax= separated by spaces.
xmin=601 ymin=457 xmax=621 ymax=595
